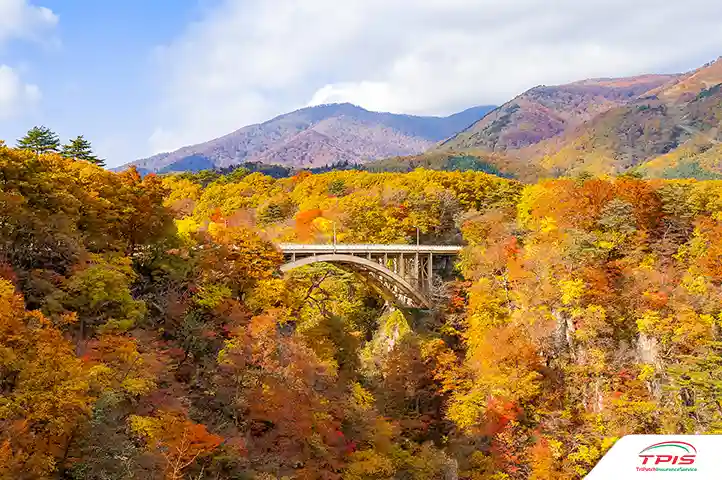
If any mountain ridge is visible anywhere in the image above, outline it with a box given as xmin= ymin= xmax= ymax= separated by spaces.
xmin=439 ymin=73 xmax=681 ymax=153
xmin=122 ymin=103 xmax=496 ymax=174
xmin=121 ymin=57 xmax=722 ymax=180
xmin=515 ymin=57 xmax=722 ymax=177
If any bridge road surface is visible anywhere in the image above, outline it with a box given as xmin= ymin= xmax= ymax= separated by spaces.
xmin=278 ymin=244 xmax=463 ymax=255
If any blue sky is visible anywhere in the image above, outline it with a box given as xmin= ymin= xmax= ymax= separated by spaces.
xmin=2 ymin=0 xmax=722 ymax=168
xmin=0 ymin=0 xmax=210 ymax=165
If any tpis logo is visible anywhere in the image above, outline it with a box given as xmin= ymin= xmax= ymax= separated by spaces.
xmin=637 ymin=441 xmax=698 ymax=472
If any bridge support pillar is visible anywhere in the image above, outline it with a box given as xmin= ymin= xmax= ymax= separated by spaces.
xmin=399 ymin=253 xmax=405 ymax=278
xmin=415 ymin=253 xmax=420 ymax=290
xmin=427 ymin=252 xmax=433 ymax=292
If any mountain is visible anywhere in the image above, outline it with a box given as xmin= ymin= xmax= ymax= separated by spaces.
xmin=524 ymin=58 xmax=722 ymax=177
xmin=123 ymin=103 xmax=495 ymax=174
xmin=439 ymin=74 xmax=679 ymax=153
xmin=123 ymin=58 xmax=722 ymax=180
xmin=437 ymin=57 xmax=722 ymax=180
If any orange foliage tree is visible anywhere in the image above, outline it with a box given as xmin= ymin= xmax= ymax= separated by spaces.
xmin=0 ymin=280 xmax=92 ymax=478
xmin=129 ymin=410 xmax=223 ymax=480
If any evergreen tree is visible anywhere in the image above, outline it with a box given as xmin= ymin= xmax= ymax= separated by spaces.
xmin=16 ymin=126 xmax=60 ymax=155
xmin=61 ymin=135 xmax=105 ymax=167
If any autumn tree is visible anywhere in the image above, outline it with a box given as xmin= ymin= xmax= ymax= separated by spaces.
xmin=0 ymin=280 xmax=93 ymax=478
xmin=129 ymin=410 xmax=222 ymax=480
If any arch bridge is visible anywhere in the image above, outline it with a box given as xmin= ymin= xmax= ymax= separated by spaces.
xmin=278 ymin=244 xmax=463 ymax=309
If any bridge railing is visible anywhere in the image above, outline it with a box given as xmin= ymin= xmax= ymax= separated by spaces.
xmin=278 ymin=243 xmax=463 ymax=254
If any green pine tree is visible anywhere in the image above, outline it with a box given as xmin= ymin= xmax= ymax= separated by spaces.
xmin=61 ymin=135 xmax=105 ymax=167
xmin=16 ymin=126 xmax=60 ymax=155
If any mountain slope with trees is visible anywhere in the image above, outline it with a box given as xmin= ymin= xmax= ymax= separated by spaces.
xmin=439 ymin=74 xmax=679 ymax=153
xmin=124 ymin=103 xmax=496 ymax=174
xmin=525 ymin=58 xmax=722 ymax=177
xmin=120 ymin=57 xmax=722 ymax=182
xmin=436 ymin=57 xmax=722 ymax=181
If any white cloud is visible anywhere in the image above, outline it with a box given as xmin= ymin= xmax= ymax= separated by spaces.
xmin=0 ymin=0 xmax=57 ymax=46
xmin=150 ymin=0 xmax=722 ymax=154
xmin=0 ymin=64 xmax=40 ymax=119
xmin=0 ymin=1 xmax=58 ymax=121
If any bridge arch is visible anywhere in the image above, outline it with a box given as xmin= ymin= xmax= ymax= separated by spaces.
xmin=280 ymin=254 xmax=431 ymax=309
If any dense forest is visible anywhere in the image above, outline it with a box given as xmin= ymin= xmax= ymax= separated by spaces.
xmin=4 ymin=140 xmax=722 ymax=480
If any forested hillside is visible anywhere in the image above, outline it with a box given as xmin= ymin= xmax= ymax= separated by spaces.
xmin=527 ymin=59 xmax=722 ymax=177
xmin=439 ymin=57 xmax=722 ymax=181
xmin=4 ymin=142 xmax=722 ymax=479
xmin=439 ymin=74 xmax=678 ymax=153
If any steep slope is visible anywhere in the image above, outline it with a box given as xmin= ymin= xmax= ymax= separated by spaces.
xmin=439 ymin=74 xmax=678 ymax=153
xmin=529 ymin=58 xmax=722 ymax=177
xmin=125 ymin=103 xmax=495 ymax=173
xmin=636 ymin=140 xmax=722 ymax=180
xmin=645 ymin=57 xmax=722 ymax=103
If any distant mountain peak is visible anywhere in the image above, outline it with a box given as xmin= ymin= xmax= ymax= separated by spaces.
xmin=121 ymin=103 xmax=496 ymax=174
xmin=439 ymin=73 xmax=679 ymax=153
xmin=648 ymin=57 xmax=722 ymax=102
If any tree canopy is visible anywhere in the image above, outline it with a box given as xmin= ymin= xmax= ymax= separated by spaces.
xmin=3 ymin=140 xmax=722 ymax=478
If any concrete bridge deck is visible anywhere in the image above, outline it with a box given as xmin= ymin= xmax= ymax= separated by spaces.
xmin=278 ymin=244 xmax=463 ymax=254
